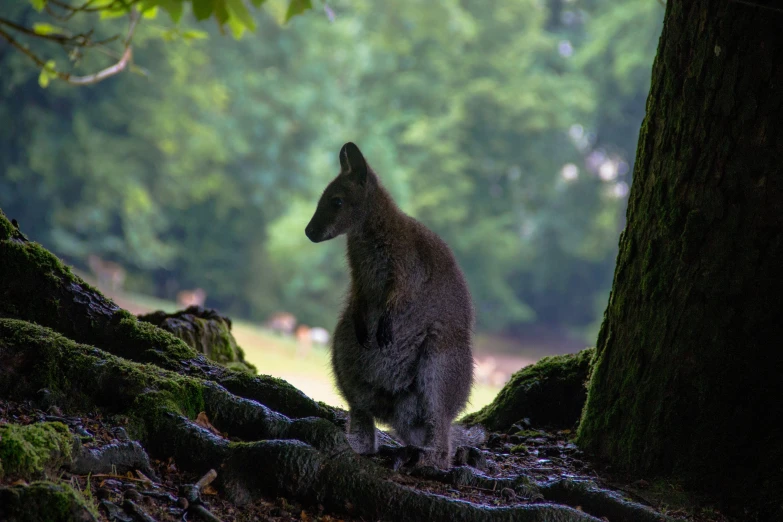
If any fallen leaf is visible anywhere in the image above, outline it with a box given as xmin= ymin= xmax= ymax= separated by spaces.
xmin=195 ymin=411 xmax=222 ymax=436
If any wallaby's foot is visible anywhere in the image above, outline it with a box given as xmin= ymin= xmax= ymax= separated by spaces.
xmin=377 ymin=445 xmax=450 ymax=470
xmin=347 ymin=409 xmax=377 ymax=455
xmin=453 ymin=445 xmax=488 ymax=470
xmin=378 ymin=445 xmax=425 ymax=471
xmin=418 ymin=446 xmax=450 ymax=469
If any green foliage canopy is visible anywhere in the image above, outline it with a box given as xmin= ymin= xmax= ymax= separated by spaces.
xmin=0 ymin=0 xmax=664 ymax=343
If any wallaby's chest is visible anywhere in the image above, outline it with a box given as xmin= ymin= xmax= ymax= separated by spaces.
xmin=347 ymin=243 xmax=395 ymax=302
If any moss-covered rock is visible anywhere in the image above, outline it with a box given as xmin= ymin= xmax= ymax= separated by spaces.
xmin=0 ymin=482 xmax=97 ymax=522
xmin=138 ymin=306 xmax=257 ymax=374
xmin=462 ymin=348 xmax=594 ymax=432
xmin=0 ymin=422 xmax=74 ymax=480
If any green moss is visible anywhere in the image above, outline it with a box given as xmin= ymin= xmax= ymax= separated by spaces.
xmin=0 ymin=481 xmax=98 ymax=522
xmin=112 ymin=312 xmax=197 ymax=363
xmin=0 ymin=422 xmax=74 ymax=479
xmin=461 ymin=348 xmax=595 ymax=431
xmin=136 ymin=308 xmax=257 ymax=373
xmin=0 ymin=319 xmax=212 ymax=444
xmin=0 ymin=209 xmax=16 ymax=240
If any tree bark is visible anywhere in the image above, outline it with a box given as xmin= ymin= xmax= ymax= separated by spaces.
xmin=577 ymin=0 xmax=783 ymax=516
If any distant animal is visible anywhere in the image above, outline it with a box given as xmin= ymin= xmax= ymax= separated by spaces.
xmin=474 ymin=356 xmax=497 ymax=386
xmin=309 ymin=327 xmax=330 ymax=346
xmin=177 ymin=288 xmax=206 ymax=309
xmin=265 ymin=312 xmax=297 ymax=337
xmin=295 ymin=324 xmax=313 ymax=357
xmin=87 ymin=255 xmax=126 ymax=292
xmin=305 ymin=142 xmax=482 ymax=468
xmin=474 ymin=356 xmax=509 ymax=387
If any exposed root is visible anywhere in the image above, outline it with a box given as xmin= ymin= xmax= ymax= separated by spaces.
xmin=540 ymin=479 xmax=674 ymax=522
xmin=70 ymin=440 xmax=156 ymax=479
xmin=1 ymin=319 xmax=599 ymax=522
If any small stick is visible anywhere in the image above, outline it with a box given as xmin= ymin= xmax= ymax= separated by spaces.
xmin=190 ymin=504 xmax=224 ymax=522
xmin=196 ymin=469 xmax=218 ymax=490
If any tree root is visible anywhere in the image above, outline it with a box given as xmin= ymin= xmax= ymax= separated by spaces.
xmin=406 ymin=466 xmax=674 ymax=522
xmin=1 ymin=319 xmax=599 ymax=522
xmin=540 ymin=479 xmax=673 ymax=522
xmin=70 ymin=440 xmax=156 ymax=479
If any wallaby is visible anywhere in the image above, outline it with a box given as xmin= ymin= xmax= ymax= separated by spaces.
xmin=305 ymin=142 xmax=483 ymax=468
xmin=87 ymin=255 xmax=126 ymax=293
xmin=177 ymin=288 xmax=207 ymax=309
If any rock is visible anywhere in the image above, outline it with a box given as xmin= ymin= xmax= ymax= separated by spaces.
xmin=138 ymin=307 xmax=256 ymax=374
xmin=501 ymin=487 xmax=517 ymax=501
xmin=461 ymin=348 xmax=594 ymax=432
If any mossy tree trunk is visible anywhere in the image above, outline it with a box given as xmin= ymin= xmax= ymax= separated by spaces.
xmin=577 ymin=0 xmax=783 ymax=516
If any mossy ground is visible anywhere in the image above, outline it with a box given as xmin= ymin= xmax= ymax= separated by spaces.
xmin=0 ymin=481 xmax=98 ymax=522
xmin=462 ymin=348 xmax=594 ymax=432
xmin=0 ymin=422 xmax=74 ymax=480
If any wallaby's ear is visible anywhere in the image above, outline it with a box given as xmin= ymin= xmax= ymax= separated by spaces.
xmin=339 ymin=142 xmax=368 ymax=185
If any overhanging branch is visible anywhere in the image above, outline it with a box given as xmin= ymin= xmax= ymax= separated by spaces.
xmin=0 ymin=8 xmax=140 ymax=86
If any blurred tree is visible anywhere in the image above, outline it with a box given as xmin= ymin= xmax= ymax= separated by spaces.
xmin=0 ymin=0 xmax=665 ymax=342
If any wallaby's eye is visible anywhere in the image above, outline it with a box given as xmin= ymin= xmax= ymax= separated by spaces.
xmin=331 ymin=197 xmax=343 ymax=208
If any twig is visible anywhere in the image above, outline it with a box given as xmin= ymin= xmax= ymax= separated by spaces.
xmin=0 ymin=8 xmax=140 ymax=86
xmin=195 ymin=469 xmax=218 ymax=489
xmin=49 ymin=0 xmax=135 ymax=14
xmin=190 ymin=504 xmax=224 ymax=522
xmin=0 ymin=17 xmax=70 ymax=43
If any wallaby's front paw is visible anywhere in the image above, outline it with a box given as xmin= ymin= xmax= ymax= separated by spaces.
xmin=378 ymin=445 xmax=425 ymax=471
xmin=376 ymin=312 xmax=393 ymax=348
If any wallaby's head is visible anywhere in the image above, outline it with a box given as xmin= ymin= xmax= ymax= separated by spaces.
xmin=305 ymin=142 xmax=374 ymax=243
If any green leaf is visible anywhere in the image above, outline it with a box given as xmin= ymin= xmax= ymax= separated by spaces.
xmin=142 ymin=6 xmax=159 ymax=19
xmin=38 ymin=61 xmax=56 ymax=88
xmin=227 ymin=16 xmax=246 ymax=39
xmin=32 ymin=23 xmax=65 ymax=36
xmin=214 ymin=0 xmax=230 ymax=25
xmin=192 ymin=0 xmax=214 ymax=20
xmin=249 ymin=0 xmax=266 ymax=7
xmin=181 ymin=30 xmax=209 ymax=40
xmin=284 ymin=0 xmax=311 ymax=22
xmin=99 ymin=5 xmax=131 ymax=19
xmin=38 ymin=68 xmax=50 ymax=88
xmin=225 ymin=0 xmax=255 ymax=31
xmin=157 ymin=0 xmax=184 ymax=23
xmin=29 ymin=0 xmax=47 ymax=12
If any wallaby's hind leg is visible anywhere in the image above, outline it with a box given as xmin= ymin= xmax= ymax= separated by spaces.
xmin=389 ymin=342 xmax=457 ymax=468
xmin=347 ymin=409 xmax=378 ymax=455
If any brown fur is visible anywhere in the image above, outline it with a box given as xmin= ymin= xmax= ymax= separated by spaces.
xmin=305 ymin=142 xmax=481 ymax=468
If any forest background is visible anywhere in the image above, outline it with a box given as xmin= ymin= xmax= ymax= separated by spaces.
xmin=0 ymin=0 xmax=663 ymax=372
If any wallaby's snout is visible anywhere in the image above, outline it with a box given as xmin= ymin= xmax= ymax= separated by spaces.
xmin=304 ymin=222 xmax=318 ymax=242
xmin=304 ymin=218 xmax=329 ymax=243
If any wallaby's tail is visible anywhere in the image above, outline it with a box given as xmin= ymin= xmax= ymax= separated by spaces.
xmin=451 ymin=423 xmax=487 ymax=449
